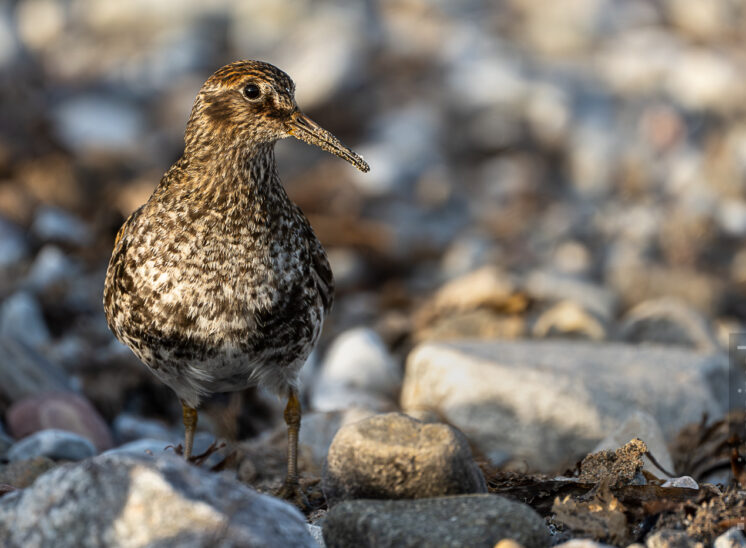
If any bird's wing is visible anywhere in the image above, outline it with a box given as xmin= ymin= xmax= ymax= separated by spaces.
xmin=309 ymin=232 xmax=334 ymax=313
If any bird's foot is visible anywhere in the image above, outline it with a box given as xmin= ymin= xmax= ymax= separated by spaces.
xmin=276 ymin=478 xmax=310 ymax=510
xmin=172 ymin=440 xmax=225 ymax=465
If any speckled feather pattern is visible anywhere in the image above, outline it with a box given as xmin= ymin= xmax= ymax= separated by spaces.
xmin=103 ymin=61 xmax=335 ymax=408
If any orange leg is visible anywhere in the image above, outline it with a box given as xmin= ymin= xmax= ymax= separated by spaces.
xmin=277 ymin=389 xmax=307 ymax=507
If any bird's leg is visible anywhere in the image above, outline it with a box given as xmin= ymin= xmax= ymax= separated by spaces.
xmin=181 ymin=401 xmax=198 ymax=461
xmin=277 ymin=388 xmax=308 ymax=508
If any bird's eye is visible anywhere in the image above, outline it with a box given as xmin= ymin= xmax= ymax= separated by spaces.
xmin=244 ymin=84 xmax=261 ymax=100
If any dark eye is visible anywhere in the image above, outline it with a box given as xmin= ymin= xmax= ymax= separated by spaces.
xmin=244 ymin=84 xmax=261 ymax=100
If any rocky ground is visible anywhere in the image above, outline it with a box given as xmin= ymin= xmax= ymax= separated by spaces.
xmin=0 ymin=0 xmax=745 ymax=547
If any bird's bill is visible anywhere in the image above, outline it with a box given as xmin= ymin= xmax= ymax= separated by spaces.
xmin=287 ymin=111 xmax=370 ymax=173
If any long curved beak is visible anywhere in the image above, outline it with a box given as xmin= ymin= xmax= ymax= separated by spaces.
xmin=287 ymin=111 xmax=370 ymax=173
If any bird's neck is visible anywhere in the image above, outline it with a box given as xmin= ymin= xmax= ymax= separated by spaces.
xmin=167 ymin=142 xmax=290 ymax=213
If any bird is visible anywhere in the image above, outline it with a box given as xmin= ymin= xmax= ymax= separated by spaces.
xmin=103 ymin=60 xmax=369 ymax=504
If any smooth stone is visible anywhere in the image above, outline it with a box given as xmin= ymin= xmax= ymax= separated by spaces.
xmin=0 ymin=453 xmax=315 ymax=547
xmin=7 ymin=429 xmax=96 ymax=461
xmin=618 ymin=298 xmax=720 ymax=352
xmin=646 ymin=529 xmax=702 ymax=548
xmin=714 ymin=527 xmax=746 ymax=548
xmin=401 ymin=340 xmax=726 ymax=472
xmin=312 ymin=327 xmax=401 ymax=411
xmin=593 ymin=410 xmax=676 ymax=479
xmin=0 ymin=337 xmax=73 ymax=402
xmin=7 ymin=392 xmax=113 ymax=452
xmin=322 ymin=412 xmax=486 ymax=506
xmin=0 ymin=292 xmax=51 ymax=348
xmin=31 ymin=206 xmax=92 ymax=247
xmin=322 ymin=495 xmax=550 ymax=548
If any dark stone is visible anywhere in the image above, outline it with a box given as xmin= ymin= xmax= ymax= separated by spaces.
xmin=322 ymin=495 xmax=551 ymax=548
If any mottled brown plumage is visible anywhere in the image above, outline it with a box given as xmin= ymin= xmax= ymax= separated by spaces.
xmin=103 ymin=60 xmax=369 ymax=503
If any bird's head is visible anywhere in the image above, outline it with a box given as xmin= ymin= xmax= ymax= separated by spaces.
xmin=185 ymin=60 xmax=369 ymax=173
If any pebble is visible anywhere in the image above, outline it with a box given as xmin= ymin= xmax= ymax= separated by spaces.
xmin=7 ymin=429 xmax=96 ymax=461
xmin=0 ymin=453 xmax=316 ymax=547
xmin=322 ymin=412 xmax=486 ymax=506
xmin=661 ymin=476 xmax=698 ymax=490
xmin=7 ymin=392 xmax=114 ymax=452
xmin=554 ymin=541 xmax=616 ymax=548
xmin=714 ymin=527 xmax=746 ymax=548
xmin=299 ymin=408 xmax=376 ymax=474
xmin=618 ymin=297 xmax=720 ymax=352
xmin=523 ymin=270 xmax=617 ymax=320
xmin=0 ymin=291 xmax=51 ymax=348
xmin=311 ymin=327 xmax=401 ymax=412
xmin=322 ymin=495 xmax=550 ymax=548
xmin=401 ymin=340 xmax=726 ymax=471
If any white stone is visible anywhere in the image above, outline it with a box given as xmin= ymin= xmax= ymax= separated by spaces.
xmin=312 ymin=327 xmax=401 ymax=412
xmin=7 ymin=429 xmax=96 ymax=461
xmin=31 ymin=206 xmax=92 ymax=247
xmin=714 ymin=527 xmax=746 ymax=548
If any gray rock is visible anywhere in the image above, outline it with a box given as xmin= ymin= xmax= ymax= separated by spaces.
xmin=715 ymin=527 xmax=746 ymax=548
xmin=312 ymin=327 xmax=401 ymax=412
xmin=618 ymin=298 xmax=720 ymax=352
xmin=322 ymin=495 xmax=550 ymax=548
xmin=0 ymin=453 xmax=315 ymax=548
xmin=646 ymin=529 xmax=700 ymax=548
xmin=7 ymin=429 xmax=96 ymax=461
xmin=0 ymin=216 xmax=29 ymax=269
xmin=401 ymin=340 xmax=726 ymax=471
xmin=322 ymin=412 xmax=486 ymax=506
xmin=31 ymin=206 xmax=92 ymax=247
xmin=593 ymin=410 xmax=676 ymax=479
xmin=523 ymin=270 xmax=617 ymax=320
xmin=0 ymin=292 xmax=51 ymax=348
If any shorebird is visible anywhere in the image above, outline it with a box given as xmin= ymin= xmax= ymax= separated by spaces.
xmin=103 ymin=60 xmax=369 ymax=504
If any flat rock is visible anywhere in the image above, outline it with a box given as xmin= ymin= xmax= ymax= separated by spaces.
xmin=0 ymin=453 xmax=315 ymax=548
xmin=322 ymin=495 xmax=550 ymax=548
xmin=322 ymin=412 xmax=486 ymax=505
xmin=401 ymin=340 xmax=726 ymax=471
xmin=7 ymin=392 xmax=113 ymax=451
xmin=7 ymin=429 xmax=96 ymax=461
